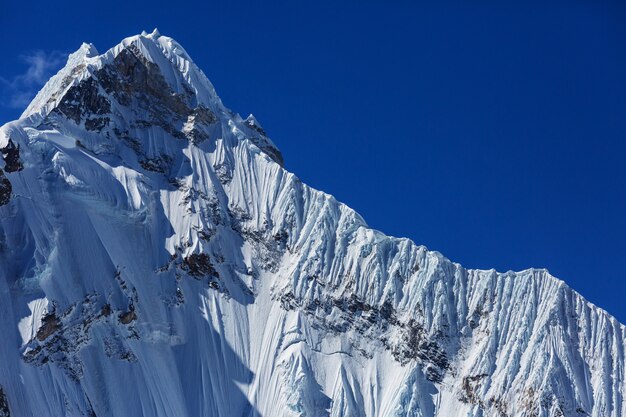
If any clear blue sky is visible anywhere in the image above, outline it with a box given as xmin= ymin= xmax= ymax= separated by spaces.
xmin=1 ymin=1 xmax=625 ymax=321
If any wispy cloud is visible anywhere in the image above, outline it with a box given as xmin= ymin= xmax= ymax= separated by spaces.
xmin=1 ymin=50 xmax=66 ymax=109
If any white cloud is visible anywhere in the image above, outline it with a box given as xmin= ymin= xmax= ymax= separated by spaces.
xmin=1 ymin=50 xmax=66 ymax=109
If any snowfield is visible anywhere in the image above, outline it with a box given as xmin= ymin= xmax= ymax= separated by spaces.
xmin=0 ymin=30 xmax=624 ymax=417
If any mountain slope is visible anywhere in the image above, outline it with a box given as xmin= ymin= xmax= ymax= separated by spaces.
xmin=0 ymin=30 xmax=624 ymax=417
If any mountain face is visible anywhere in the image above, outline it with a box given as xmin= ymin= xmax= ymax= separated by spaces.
xmin=0 ymin=30 xmax=624 ymax=417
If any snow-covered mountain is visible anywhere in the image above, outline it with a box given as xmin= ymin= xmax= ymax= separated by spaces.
xmin=0 ymin=30 xmax=624 ymax=417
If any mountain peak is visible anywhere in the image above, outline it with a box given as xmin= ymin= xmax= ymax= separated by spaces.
xmin=22 ymin=31 xmax=222 ymax=119
xmin=80 ymin=42 xmax=99 ymax=57
xmin=16 ymin=32 xmax=283 ymax=165
xmin=139 ymin=28 xmax=161 ymax=38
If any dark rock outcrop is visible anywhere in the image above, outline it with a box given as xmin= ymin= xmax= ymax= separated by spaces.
xmin=54 ymin=78 xmax=111 ymax=125
xmin=181 ymin=253 xmax=219 ymax=278
xmin=139 ymin=154 xmax=173 ymax=173
xmin=1 ymin=140 xmax=23 ymax=173
xmin=118 ymin=305 xmax=137 ymax=324
xmin=36 ymin=313 xmax=61 ymax=342
xmin=0 ymin=387 xmax=9 ymax=417
xmin=0 ymin=170 xmax=11 ymax=206
xmin=279 ymin=289 xmax=449 ymax=380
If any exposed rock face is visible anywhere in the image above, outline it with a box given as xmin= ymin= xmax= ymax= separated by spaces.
xmin=35 ymin=313 xmax=61 ymax=342
xmin=0 ymin=31 xmax=624 ymax=417
xmin=138 ymin=153 xmax=173 ymax=173
xmin=0 ymin=140 xmax=23 ymax=173
xmin=0 ymin=170 xmax=11 ymax=206
xmin=0 ymin=387 xmax=9 ymax=417
xmin=23 ymin=291 xmax=139 ymax=381
xmin=244 ymin=114 xmax=285 ymax=166
xmin=54 ymin=77 xmax=111 ymax=125
xmin=183 ymin=106 xmax=216 ymax=144
xmin=181 ymin=253 xmax=219 ymax=278
xmin=118 ymin=306 xmax=136 ymax=325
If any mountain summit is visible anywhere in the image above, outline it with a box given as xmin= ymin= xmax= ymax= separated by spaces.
xmin=0 ymin=32 xmax=624 ymax=417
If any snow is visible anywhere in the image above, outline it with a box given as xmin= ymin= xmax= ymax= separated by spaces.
xmin=17 ymin=298 xmax=49 ymax=346
xmin=0 ymin=31 xmax=625 ymax=417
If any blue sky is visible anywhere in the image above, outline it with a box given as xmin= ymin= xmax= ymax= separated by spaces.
xmin=1 ymin=1 xmax=626 ymax=321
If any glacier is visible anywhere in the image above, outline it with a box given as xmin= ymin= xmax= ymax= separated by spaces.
xmin=0 ymin=29 xmax=624 ymax=417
